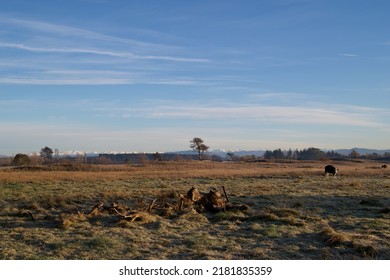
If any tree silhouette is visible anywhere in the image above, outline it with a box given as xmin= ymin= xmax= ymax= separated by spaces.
xmin=40 ymin=146 xmax=53 ymax=161
xmin=226 ymin=152 xmax=236 ymax=161
xmin=190 ymin=137 xmax=209 ymax=160
xmin=350 ymin=149 xmax=360 ymax=159
xmin=153 ymin=152 xmax=163 ymax=162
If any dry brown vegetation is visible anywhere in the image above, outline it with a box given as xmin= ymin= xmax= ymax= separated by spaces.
xmin=0 ymin=160 xmax=389 ymax=259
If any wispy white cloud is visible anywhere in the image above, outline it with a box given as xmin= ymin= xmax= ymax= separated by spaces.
xmin=0 ymin=77 xmax=134 ymax=85
xmin=337 ymin=53 xmax=358 ymax=57
xmin=149 ymin=105 xmax=381 ymax=127
xmin=249 ymin=92 xmax=308 ymax=101
xmin=0 ymin=16 xmax=211 ymax=85
xmin=0 ymin=16 xmax=211 ymax=63
xmin=93 ymin=100 xmax=388 ymax=128
xmin=0 ymin=42 xmax=210 ymax=63
xmin=0 ymin=99 xmax=35 ymax=107
xmin=0 ymin=75 xmax=205 ymax=86
xmin=0 ymin=17 xmax=161 ymax=49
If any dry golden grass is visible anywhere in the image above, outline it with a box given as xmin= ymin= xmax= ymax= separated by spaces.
xmin=0 ymin=160 xmax=389 ymax=260
xmin=1 ymin=160 xmax=388 ymax=182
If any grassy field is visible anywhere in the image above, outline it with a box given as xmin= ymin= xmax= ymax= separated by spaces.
xmin=0 ymin=160 xmax=389 ymax=259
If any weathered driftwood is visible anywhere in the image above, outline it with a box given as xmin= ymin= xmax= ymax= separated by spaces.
xmin=145 ymin=199 xmax=157 ymax=213
xmin=178 ymin=195 xmax=185 ymax=211
xmin=88 ymin=202 xmax=133 ymax=216
xmin=88 ymin=199 xmax=159 ymax=222
xmin=88 ymin=203 xmax=104 ymax=216
xmin=112 ymin=207 xmax=143 ymax=221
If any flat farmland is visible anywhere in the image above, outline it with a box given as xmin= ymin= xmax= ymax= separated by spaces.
xmin=0 ymin=160 xmax=389 ymax=259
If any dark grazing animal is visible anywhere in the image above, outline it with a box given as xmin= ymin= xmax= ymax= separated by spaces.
xmin=381 ymin=164 xmax=387 ymax=169
xmin=324 ymin=165 xmax=338 ymax=176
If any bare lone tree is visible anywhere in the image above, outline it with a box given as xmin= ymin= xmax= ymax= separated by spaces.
xmin=190 ymin=137 xmax=209 ymax=160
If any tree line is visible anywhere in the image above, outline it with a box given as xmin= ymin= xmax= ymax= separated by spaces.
xmin=263 ymin=147 xmax=390 ymax=161
xmin=2 ymin=138 xmax=390 ymax=167
xmin=2 ymin=138 xmax=210 ymax=166
xmin=263 ymin=147 xmax=333 ymax=160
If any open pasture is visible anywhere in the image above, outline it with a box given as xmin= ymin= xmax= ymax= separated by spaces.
xmin=0 ymin=160 xmax=389 ymax=259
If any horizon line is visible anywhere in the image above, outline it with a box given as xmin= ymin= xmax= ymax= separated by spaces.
xmin=2 ymin=147 xmax=390 ymax=158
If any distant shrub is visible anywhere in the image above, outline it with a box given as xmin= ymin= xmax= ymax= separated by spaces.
xmin=11 ymin=153 xmax=31 ymax=166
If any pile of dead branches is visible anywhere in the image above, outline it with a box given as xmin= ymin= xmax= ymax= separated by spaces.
xmin=20 ymin=186 xmax=250 ymax=225
xmin=87 ymin=186 xmax=250 ymax=222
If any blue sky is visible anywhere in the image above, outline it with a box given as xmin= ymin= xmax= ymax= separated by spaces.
xmin=1 ymin=0 xmax=389 ymax=155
